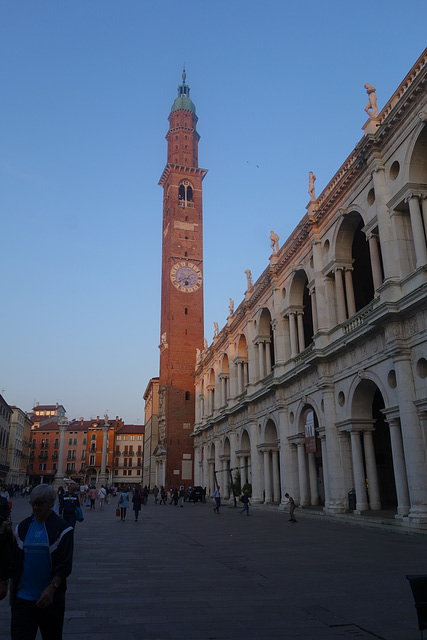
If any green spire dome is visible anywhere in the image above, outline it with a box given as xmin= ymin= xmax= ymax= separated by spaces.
xmin=171 ymin=67 xmax=196 ymax=114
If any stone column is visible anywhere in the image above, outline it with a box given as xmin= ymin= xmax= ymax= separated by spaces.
xmin=240 ymin=456 xmax=247 ymax=486
xmin=249 ymin=421 xmax=262 ymax=503
xmin=237 ymin=361 xmax=243 ymax=395
xmin=194 ymin=446 xmax=201 ymax=486
xmin=421 ymin=197 xmax=427 ymax=241
xmin=311 ymin=236 xmax=328 ymax=332
xmin=367 ymin=233 xmax=383 ymax=292
xmin=222 ymin=458 xmax=230 ymax=499
xmin=310 ymin=289 xmax=318 ymax=334
xmin=407 ymin=195 xmax=427 ymax=268
xmin=394 ymin=352 xmax=427 ymax=524
xmin=334 ymin=267 xmax=347 ymax=323
xmin=344 ymin=268 xmax=356 ymax=317
xmin=263 ymin=451 xmax=272 ymax=502
xmin=272 ymin=318 xmax=286 ymax=367
xmin=209 ymin=460 xmax=215 ymax=496
xmin=265 ymin=341 xmax=272 ymax=375
xmin=289 ymin=313 xmax=298 ymax=358
xmin=297 ymin=312 xmax=305 ymax=353
xmin=53 ymin=420 xmax=67 ymax=489
xmin=282 ymin=316 xmax=291 ymax=363
xmin=297 ymin=441 xmax=309 ymax=505
xmin=371 ymin=167 xmax=399 ymax=280
xmin=308 ymin=452 xmax=319 ymax=505
xmin=322 ymin=383 xmax=346 ymax=512
xmin=195 ymin=387 xmax=201 ymax=424
xmin=220 ymin=376 xmax=226 ymax=407
xmin=350 ymin=430 xmax=369 ymax=511
xmin=277 ymin=406 xmax=292 ymax=507
xmin=272 ymin=450 xmax=280 ymax=502
xmin=243 ymin=362 xmax=248 ymax=387
xmin=387 ymin=417 xmax=410 ymax=517
xmin=98 ymin=425 xmax=110 ymax=487
xmin=258 ymin=342 xmax=265 ymax=379
xmin=363 ymin=429 xmax=381 ymax=510
xmin=319 ymin=432 xmax=330 ymax=508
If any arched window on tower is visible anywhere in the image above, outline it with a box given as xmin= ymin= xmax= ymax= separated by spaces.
xmin=178 ymin=180 xmax=194 ymax=207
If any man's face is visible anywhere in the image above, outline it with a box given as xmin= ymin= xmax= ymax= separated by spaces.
xmin=32 ymin=499 xmax=53 ymax=523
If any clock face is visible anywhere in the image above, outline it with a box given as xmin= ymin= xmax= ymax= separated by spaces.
xmin=170 ymin=261 xmax=202 ymax=292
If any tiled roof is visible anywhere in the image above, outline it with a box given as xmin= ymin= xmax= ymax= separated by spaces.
xmin=116 ymin=424 xmax=145 ymax=435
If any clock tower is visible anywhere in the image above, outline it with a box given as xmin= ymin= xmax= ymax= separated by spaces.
xmin=157 ymin=70 xmax=207 ymax=489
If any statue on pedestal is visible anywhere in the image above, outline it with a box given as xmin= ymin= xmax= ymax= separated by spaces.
xmin=245 ymin=269 xmax=253 ymax=290
xmin=308 ymin=171 xmax=316 ymax=201
xmin=229 ymin=298 xmax=234 ymax=315
xmin=364 ymin=84 xmax=378 ymax=118
xmin=270 ymin=230 xmax=279 ymax=254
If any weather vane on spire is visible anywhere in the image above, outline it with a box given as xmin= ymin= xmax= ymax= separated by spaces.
xmin=182 ymin=62 xmax=186 ymax=83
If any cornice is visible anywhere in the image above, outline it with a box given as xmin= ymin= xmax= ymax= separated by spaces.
xmin=158 ymin=163 xmax=208 ymax=187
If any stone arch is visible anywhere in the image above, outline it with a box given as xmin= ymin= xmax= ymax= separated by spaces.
xmin=296 ymin=403 xmax=323 ymax=506
xmin=256 ymin=307 xmax=275 ymax=374
xmin=240 ymin=429 xmax=250 ymax=450
xmin=408 ymin=123 xmax=427 ymax=184
xmin=288 ymin=268 xmax=314 ymax=351
xmin=262 ymin=417 xmax=278 ymax=444
xmin=220 ymin=353 xmax=229 ymax=375
xmin=234 ymin=335 xmax=249 ymax=393
xmin=207 ymin=368 xmax=215 ymax=416
xmin=349 ymin=377 xmax=397 ymax=510
xmin=334 ymin=211 xmax=375 ymax=314
xmin=223 ymin=437 xmax=231 ymax=458
xmin=236 ymin=334 xmax=248 ymax=359
xmin=347 ymin=371 xmax=391 ymax=415
xmin=238 ymin=428 xmax=251 ymax=488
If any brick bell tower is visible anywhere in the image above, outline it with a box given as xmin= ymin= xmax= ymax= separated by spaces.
xmin=157 ymin=69 xmax=207 ymax=489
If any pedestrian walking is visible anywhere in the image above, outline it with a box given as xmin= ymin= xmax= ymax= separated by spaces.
xmin=118 ymin=488 xmax=129 ymax=522
xmin=88 ymin=486 xmax=97 ymax=510
xmin=179 ymin=486 xmax=185 ymax=507
xmin=240 ymin=490 xmax=251 ymax=516
xmin=153 ymin=485 xmax=159 ymax=504
xmin=213 ymin=486 xmax=221 ymax=514
xmin=9 ymin=484 xmax=74 ymax=640
xmin=59 ymin=485 xmax=80 ymax=528
xmin=159 ymin=486 xmax=167 ymax=505
xmin=285 ymin=493 xmax=297 ymax=522
xmin=98 ymin=486 xmax=107 ymax=509
xmin=132 ymin=489 xmax=142 ymax=522
xmin=172 ymin=488 xmax=179 ymax=507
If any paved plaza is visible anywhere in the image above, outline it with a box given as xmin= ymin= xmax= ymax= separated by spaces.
xmin=0 ymin=495 xmax=425 ymax=639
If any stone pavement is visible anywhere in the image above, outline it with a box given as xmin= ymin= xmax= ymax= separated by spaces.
xmin=0 ymin=496 xmax=425 ymax=639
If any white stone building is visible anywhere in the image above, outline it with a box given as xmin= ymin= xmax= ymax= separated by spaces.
xmin=193 ymin=49 xmax=427 ymax=530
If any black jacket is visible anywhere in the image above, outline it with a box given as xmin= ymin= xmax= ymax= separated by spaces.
xmin=12 ymin=511 xmax=74 ymax=601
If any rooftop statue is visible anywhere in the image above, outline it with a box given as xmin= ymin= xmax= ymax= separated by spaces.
xmin=308 ymin=171 xmax=317 ymax=201
xmin=270 ymin=230 xmax=279 ymax=253
xmin=364 ymin=83 xmax=378 ymax=118
xmin=229 ymin=298 xmax=234 ymax=315
xmin=245 ymin=269 xmax=253 ymax=290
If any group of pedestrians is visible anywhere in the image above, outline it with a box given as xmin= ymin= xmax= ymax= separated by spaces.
xmin=116 ymin=485 xmax=149 ymax=522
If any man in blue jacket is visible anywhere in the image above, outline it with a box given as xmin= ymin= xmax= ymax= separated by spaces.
xmin=10 ymin=484 xmax=74 ymax=640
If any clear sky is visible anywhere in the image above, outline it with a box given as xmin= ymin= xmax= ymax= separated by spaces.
xmin=1 ymin=1 xmax=425 ymax=423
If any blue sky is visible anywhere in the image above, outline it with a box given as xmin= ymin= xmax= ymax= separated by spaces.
xmin=1 ymin=2 xmax=425 ymax=423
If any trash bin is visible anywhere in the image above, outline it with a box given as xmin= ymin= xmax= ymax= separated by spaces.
xmin=348 ymin=489 xmax=356 ymax=510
